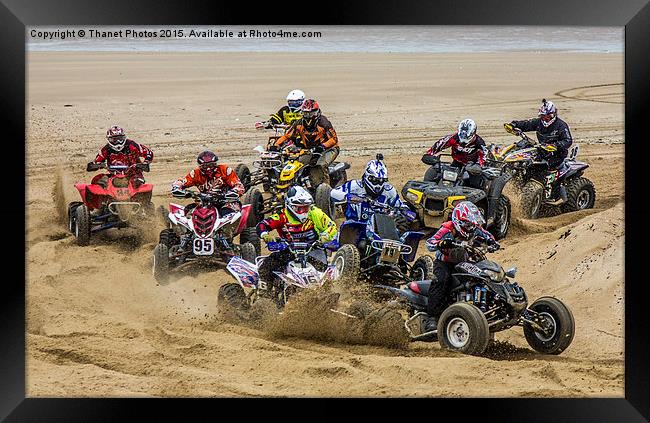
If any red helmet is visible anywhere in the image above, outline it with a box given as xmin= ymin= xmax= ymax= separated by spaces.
xmin=451 ymin=201 xmax=485 ymax=238
xmin=538 ymin=99 xmax=557 ymax=128
xmin=106 ymin=125 xmax=127 ymax=151
xmin=197 ymin=150 xmax=219 ymax=177
xmin=300 ymin=99 xmax=321 ymax=129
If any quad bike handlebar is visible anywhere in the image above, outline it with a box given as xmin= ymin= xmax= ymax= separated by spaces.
xmin=346 ymin=194 xmax=416 ymax=222
xmin=87 ymin=162 xmax=150 ymax=173
xmin=172 ymin=188 xmax=240 ymax=205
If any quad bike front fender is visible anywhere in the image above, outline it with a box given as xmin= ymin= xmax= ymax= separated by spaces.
xmin=235 ymin=204 xmax=252 ymax=235
xmin=75 ymin=183 xmax=109 ymax=210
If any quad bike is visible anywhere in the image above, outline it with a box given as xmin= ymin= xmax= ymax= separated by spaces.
xmin=152 ymin=188 xmax=260 ymax=283
xmin=331 ymin=194 xmax=436 ymax=288
xmin=487 ymin=125 xmax=596 ymax=219
xmin=376 ymin=241 xmax=575 ymax=356
xmin=401 ymin=153 xmax=512 ymax=240
xmin=234 ymin=124 xmax=289 ymax=193
xmin=220 ymin=238 xmax=409 ymax=347
xmin=68 ymin=162 xmax=154 ymax=246
xmin=220 ymin=238 xmax=340 ymax=311
xmin=239 ymin=146 xmax=350 ymax=224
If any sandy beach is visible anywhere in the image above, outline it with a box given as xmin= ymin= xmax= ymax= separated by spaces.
xmin=27 ymin=51 xmax=624 ymax=397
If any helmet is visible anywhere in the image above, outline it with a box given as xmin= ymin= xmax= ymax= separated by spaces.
xmin=300 ymin=99 xmax=321 ymax=129
xmin=285 ymin=185 xmax=313 ymax=223
xmin=286 ymin=89 xmax=306 ymax=111
xmin=197 ymin=150 xmax=219 ymax=177
xmin=538 ymin=99 xmax=557 ymax=128
xmin=106 ymin=125 xmax=127 ymax=152
xmin=457 ymin=119 xmax=477 ymax=145
xmin=362 ymin=157 xmax=388 ymax=197
xmin=451 ymin=201 xmax=485 ymax=238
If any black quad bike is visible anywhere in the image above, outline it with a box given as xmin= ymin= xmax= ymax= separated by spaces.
xmin=401 ymin=153 xmax=512 ymax=240
xmin=488 ymin=125 xmax=596 ymax=219
xmin=377 ymin=241 xmax=575 ymax=356
xmin=238 ymin=146 xmax=350 ymax=224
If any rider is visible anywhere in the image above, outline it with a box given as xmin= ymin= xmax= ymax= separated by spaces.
xmin=424 ymin=119 xmax=487 ymax=188
xmin=506 ymin=99 xmax=573 ymax=170
xmin=256 ymin=186 xmax=338 ymax=289
xmin=423 ymin=201 xmax=500 ymax=330
xmin=171 ymin=150 xmax=245 ymax=217
xmin=331 ymin=155 xmax=414 ymax=229
xmin=88 ymin=125 xmax=154 ymax=188
xmin=255 ymin=89 xmax=306 ymax=129
xmin=271 ymin=99 xmax=340 ymax=186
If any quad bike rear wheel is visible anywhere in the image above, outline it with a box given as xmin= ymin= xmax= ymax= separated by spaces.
xmin=158 ymin=228 xmax=179 ymax=248
xmin=218 ymin=283 xmax=248 ymax=313
xmin=152 ymin=243 xmax=170 ymax=283
xmin=333 ymin=244 xmax=361 ymax=285
xmin=487 ymin=194 xmax=511 ymax=240
xmin=520 ymin=180 xmax=544 ymax=219
xmin=523 ymin=296 xmax=575 ymax=355
xmin=239 ymin=227 xmax=261 ymax=256
xmin=74 ymin=204 xmax=91 ymax=246
xmin=363 ymin=306 xmax=409 ymax=348
xmin=67 ymin=201 xmax=82 ymax=233
xmin=562 ymin=177 xmax=596 ymax=213
xmin=437 ymin=302 xmax=490 ymax=356
xmin=410 ymin=255 xmax=435 ymax=281
xmin=314 ymin=183 xmax=334 ymax=219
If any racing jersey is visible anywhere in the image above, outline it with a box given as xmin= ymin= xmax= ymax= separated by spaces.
xmin=330 ymin=180 xmax=408 ymax=222
xmin=269 ymin=105 xmax=303 ymax=126
xmin=93 ymin=139 xmax=154 ymax=167
xmin=425 ymin=221 xmax=496 ymax=263
xmin=510 ymin=117 xmax=573 ymax=165
xmin=172 ymin=164 xmax=245 ymax=196
xmin=256 ymin=206 xmax=338 ymax=243
xmin=275 ymin=115 xmax=339 ymax=150
xmin=426 ymin=132 xmax=487 ymax=166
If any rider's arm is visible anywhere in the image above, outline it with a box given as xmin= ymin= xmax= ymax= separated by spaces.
xmin=510 ymin=118 xmax=539 ymax=133
xmin=474 ymin=226 xmax=496 ymax=244
xmin=309 ymin=207 xmax=338 ymax=242
xmin=555 ymin=121 xmax=573 ymax=150
xmin=172 ymin=168 xmax=201 ymax=190
xmin=425 ymin=133 xmax=454 ymax=156
xmin=219 ymin=165 xmax=245 ymax=196
xmin=93 ymin=145 xmax=110 ymax=164
xmin=136 ymin=142 xmax=154 ymax=163
xmin=268 ymin=106 xmax=287 ymax=126
xmin=319 ymin=117 xmax=339 ymax=149
xmin=475 ymin=136 xmax=487 ymax=166
xmin=256 ymin=213 xmax=283 ymax=236
xmin=274 ymin=123 xmax=296 ymax=148
xmin=425 ymin=225 xmax=454 ymax=256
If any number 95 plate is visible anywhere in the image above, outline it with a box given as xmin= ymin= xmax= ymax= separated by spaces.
xmin=193 ymin=238 xmax=215 ymax=255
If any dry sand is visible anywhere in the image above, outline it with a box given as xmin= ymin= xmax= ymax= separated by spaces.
xmin=27 ymin=51 xmax=624 ymax=397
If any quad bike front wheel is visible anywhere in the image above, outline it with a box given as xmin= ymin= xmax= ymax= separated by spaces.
xmin=74 ymin=204 xmax=91 ymax=246
xmin=159 ymin=228 xmax=179 ymax=248
xmin=239 ymin=227 xmax=261 ymax=256
xmin=242 ymin=187 xmax=264 ymax=226
xmin=523 ymin=296 xmax=575 ymax=355
xmin=410 ymin=255 xmax=435 ymax=281
xmin=152 ymin=243 xmax=170 ymax=283
xmin=239 ymin=242 xmax=257 ymax=264
xmin=333 ymin=244 xmax=361 ymax=285
xmin=562 ymin=177 xmax=596 ymax=213
xmin=235 ymin=163 xmax=252 ymax=191
xmin=218 ymin=283 xmax=248 ymax=313
xmin=437 ymin=302 xmax=490 ymax=356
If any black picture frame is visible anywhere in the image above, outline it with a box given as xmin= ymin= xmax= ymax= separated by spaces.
xmin=3 ymin=0 xmax=648 ymax=421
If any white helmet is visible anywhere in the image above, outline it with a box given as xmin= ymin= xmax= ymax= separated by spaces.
xmin=286 ymin=89 xmax=306 ymax=111
xmin=538 ymin=99 xmax=557 ymax=128
xmin=285 ymin=185 xmax=313 ymax=223
xmin=457 ymin=119 xmax=477 ymax=145
xmin=362 ymin=155 xmax=389 ymax=197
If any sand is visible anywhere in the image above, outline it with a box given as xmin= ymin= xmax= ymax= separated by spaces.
xmin=26 ymin=51 xmax=624 ymax=397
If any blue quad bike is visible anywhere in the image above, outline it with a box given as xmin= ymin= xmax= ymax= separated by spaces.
xmin=331 ymin=194 xmax=436 ymax=288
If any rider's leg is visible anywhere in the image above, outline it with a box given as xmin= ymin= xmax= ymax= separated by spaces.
xmin=257 ymin=248 xmax=293 ymax=290
xmin=425 ymin=261 xmax=452 ymax=328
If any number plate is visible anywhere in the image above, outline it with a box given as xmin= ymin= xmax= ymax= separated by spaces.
xmin=443 ymin=170 xmax=458 ymax=182
xmin=193 ymin=238 xmax=214 ymax=255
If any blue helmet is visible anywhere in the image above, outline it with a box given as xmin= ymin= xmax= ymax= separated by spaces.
xmin=362 ymin=155 xmax=388 ymax=197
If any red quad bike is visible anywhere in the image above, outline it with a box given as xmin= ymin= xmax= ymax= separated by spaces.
xmin=152 ymin=188 xmax=261 ymax=283
xmin=68 ymin=162 xmax=154 ymax=246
